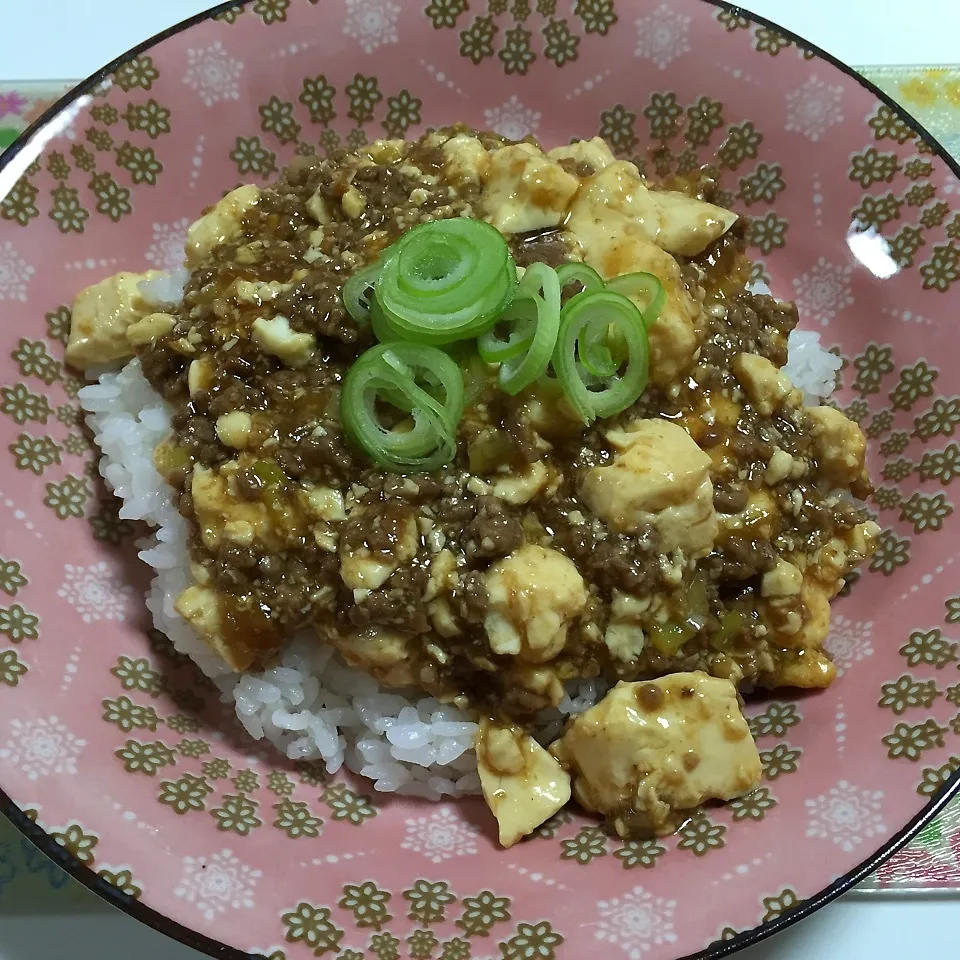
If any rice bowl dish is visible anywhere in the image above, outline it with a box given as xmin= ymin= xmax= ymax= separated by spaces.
xmin=4 ymin=3 xmax=960 ymax=956
xmin=71 ymin=125 xmax=877 ymax=845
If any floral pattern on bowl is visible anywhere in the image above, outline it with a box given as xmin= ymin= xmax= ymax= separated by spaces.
xmin=1 ymin=2 xmax=959 ymax=958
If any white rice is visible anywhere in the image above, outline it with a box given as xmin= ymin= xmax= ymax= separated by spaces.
xmin=782 ymin=329 xmax=843 ymax=405
xmin=79 ymin=270 xmax=837 ymax=799
xmin=747 ymin=276 xmax=840 ymax=405
xmin=138 ymin=267 xmax=191 ymax=309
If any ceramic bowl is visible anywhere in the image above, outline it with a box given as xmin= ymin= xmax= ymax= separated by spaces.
xmin=1 ymin=2 xmax=958 ymax=957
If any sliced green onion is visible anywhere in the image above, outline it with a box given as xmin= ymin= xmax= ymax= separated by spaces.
xmin=343 ymin=261 xmax=382 ymax=324
xmin=477 ymin=317 xmax=533 ymax=363
xmin=498 ymin=294 xmax=560 ymax=395
xmin=606 ymin=271 xmax=665 ymax=326
xmin=370 ymin=296 xmax=399 ymax=343
xmin=500 ymin=263 xmax=562 ymax=395
xmin=379 ymin=344 xmax=465 ymax=427
xmin=649 ymin=620 xmax=698 ymax=656
xmin=375 ymin=219 xmax=517 ymax=344
xmin=477 ymin=262 xmax=562 ymax=395
xmin=252 ymin=459 xmax=287 ymax=488
xmin=477 ymin=268 xmax=545 ymax=364
xmin=341 ymin=342 xmax=464 ymax=472
xmin=440 ymin=339 xmax=478 ymax=366
xmin=556 ymin=262 xmax=604 ymax=297
xmin=553 ymin=290 xmax=649 ymax=423
xmin=578 ymin=333 xmax=618 ymax=379
xmin=518 ymin=261 xmax=562 ymax=305
xmin=461 ymin=349 xmax=493 ymax=407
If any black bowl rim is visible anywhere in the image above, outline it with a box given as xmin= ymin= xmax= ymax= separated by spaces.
xmin=1 ymin=1 xmax=958 ymax=957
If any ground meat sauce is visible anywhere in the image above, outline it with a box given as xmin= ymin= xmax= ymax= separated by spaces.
xmin=137 ymin=127 xmax=876 ymax=721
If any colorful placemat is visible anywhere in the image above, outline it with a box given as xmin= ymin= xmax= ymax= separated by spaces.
xmin=0 ymin=66 xmax=958 ymax=911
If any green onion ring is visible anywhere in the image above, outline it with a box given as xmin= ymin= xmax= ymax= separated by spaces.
xmin=377 ymin=342 xmax=465 ymax=430
xmin=477 ymin=262 xmax=562 ymax=394
xmin=461 ymin=348 xmax=492 ymax=407
xmin=341 ymin=342 xmax=464 ymax=472
xmin=478 ymin=263 xmax=557 ymax=363
xmin=553 ymin=290 xmax=650 ymax=423
xmin=497 ymin=293 xmax=559 ymax=395
xmin=556 ymin=262 xmax=605 ymax=297
xmin=375 ymin=219 xmax=517 ymax=344
xmin=499 ymin=263 xmax=563 ymax=394
xmin=605 ymin=271 xmax=666 ymax=326
xmin=370 ymin=296 xmax=400 ymax=343
xmin=518 ymin=261 xmax=562 ymax=305
xmin=477 ymin=311 xmax=533 ymax=363
xmin=342 ymin=261 xmax=382 ymax=324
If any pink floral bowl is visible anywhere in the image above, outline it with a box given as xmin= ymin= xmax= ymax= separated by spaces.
xmin=1 ymin=1 xmax=959 ymax=957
